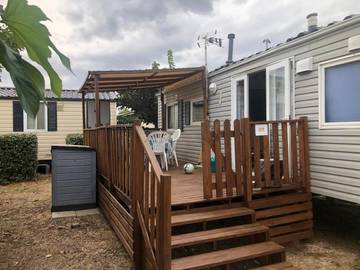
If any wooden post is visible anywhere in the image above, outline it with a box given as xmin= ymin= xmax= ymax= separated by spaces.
xmin=95 ymin=74 xmax=101 ymax=127
xmin=131 ymin=121 xmax=142 ymax=269
xmin=82 ymin=92 xmax=86 ymax=129
xmin=214 ymin=120 xmax=223 ymax=198
xmin=242 ymin=118 xmax=252 ymax=203
xmin=161 ymin=90 xmax=166 ymax=130
xmin=300 ymin=117 xmax=311 ymax=193
xmin=158 ymin=175 xmax=171 ymax=270
xmin=202 ymin=69 xmax=209 ymax=121
xmin=201 ymin=120 xmax=212 ymax=199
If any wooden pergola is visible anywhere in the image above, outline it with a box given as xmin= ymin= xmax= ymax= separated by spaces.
xmin=79 ymin=67 xmax=207 ymax=128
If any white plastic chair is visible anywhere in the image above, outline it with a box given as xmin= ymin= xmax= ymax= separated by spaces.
xmin=168 ymin=129 xmax=181 ymax=167
xmin=147 ymin=131 xmax=169 ymax=171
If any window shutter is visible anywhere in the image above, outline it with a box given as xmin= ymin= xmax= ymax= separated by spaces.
xmin=47 ymin=101 xmax=57 ymax=131
xmin=177 ymin=100 xmax=184 ymax=131
xmin=184 ymin=101 xmax=191 ymax=126
xmin=13 ymin=101 xmax=23 ymax=132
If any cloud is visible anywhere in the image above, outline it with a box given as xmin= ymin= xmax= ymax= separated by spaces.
xmin=1 ymin=0 xmax=359 ymax=89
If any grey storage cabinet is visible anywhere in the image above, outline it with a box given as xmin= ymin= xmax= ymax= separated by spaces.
xmin=51 ymin=145 xmax=96 ymax=211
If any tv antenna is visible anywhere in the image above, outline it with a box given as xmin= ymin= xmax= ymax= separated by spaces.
xmin=197 ymin=30 xmax=223 ymax=101
xmin=263 ymin=38 xmax=271 ymax=49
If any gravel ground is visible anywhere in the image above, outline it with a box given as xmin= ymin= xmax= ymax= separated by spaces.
xmin=286 ymin=197 xmax=360 ymax=270
xmin=0 ymin=176 xmax=131 ymax=270
xmin=1 ymin=177 xmax=359 ymax=269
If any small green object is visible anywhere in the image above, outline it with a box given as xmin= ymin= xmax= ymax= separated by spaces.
xmin=210 ymin=154 xmax=216 ymax=173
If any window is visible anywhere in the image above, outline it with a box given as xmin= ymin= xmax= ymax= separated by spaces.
xmin=86 ymin=101 xmax=111 ymax=128
xmin=24 ymin=102 xmax=47 ymax=131
xmin=167 ymin=104 xmax=178 ymax=129
xmin=191 ymin=100 xmax=204 ymax=124
xmin=230 ymin=74 xmax=248 ymax=121
xmin=184 ymin=101 xmax=191 ymax=126
xmin=236 ymin=80 xmax=245 ymax=118
xmin=266 ymin=60 xmax=290 ymax=121
xmin=319 ymin=54 xmax=360 ymax=129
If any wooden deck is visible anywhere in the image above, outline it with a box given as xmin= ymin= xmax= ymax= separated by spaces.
xmin=84 ymin=118 xmax=312 ymax=270
xmin=169 ymin=166 xmax=302 ymax=206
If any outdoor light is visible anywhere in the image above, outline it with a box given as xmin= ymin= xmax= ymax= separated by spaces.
xmin=209 ymin=82 xmax=217 ymax=95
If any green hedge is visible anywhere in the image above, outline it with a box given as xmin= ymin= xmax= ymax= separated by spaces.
xmin=65 ymin=133 xmax=83 ymax=145
xmin=0 ymin=133 xmax=38 ymax=184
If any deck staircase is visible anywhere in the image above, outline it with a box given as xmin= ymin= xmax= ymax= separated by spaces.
xmin=171 ymin=206 xmax=298 ymax=270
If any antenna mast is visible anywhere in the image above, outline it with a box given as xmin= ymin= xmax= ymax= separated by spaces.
xmin=197 ymin=30 xmax=223 ymax=103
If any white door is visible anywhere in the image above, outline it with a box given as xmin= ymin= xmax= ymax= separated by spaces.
xmin=230 ymin=75 xmax=249 ymax=169
xmin=231 ymin=75 xmax=249 ymax=121
xmin=266 ymin=60 xmax=291 ymax=120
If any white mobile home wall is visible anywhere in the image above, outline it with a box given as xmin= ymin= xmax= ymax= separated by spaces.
xmin=162 ymin=81 xmax=203 ymax=163
xmin=208 ymin=16 xmax=360 ymax=204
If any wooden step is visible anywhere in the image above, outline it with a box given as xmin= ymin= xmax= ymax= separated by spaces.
xmin=171 ymin=241 xmax=284 ymax=270
xmin=253 ymin=262 xmax=298 ymax=269
xmin=172 ymin=207 xmax=254 ymax=226
xmin=171 ymin=223 xmax=269 ymax=248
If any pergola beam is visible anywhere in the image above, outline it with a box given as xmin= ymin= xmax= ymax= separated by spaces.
xmin=95 ymin=74 xmax=101 ymax=127
xmin=79 ymin=67 xmax=206 ymax=128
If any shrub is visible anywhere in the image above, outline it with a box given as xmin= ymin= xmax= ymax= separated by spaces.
xmin=65 ymin=133 xmax=83 ymax=145
xmin=0 ymin=133 xmax=38 ymax=184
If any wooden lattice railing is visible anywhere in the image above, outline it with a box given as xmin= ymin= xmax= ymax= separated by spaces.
xmin=201 ymin=117 xmax=310 ymax=202
xmin=84 ymin=123 xmax=171 ymax=270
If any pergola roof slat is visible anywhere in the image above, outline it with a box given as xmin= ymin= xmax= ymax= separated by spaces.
xmin=79 ymin=67 xmax=204 ymax=93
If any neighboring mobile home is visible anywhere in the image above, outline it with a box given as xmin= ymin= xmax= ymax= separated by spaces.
xmin=160 ymin=13 xmax=360 ymax=204
xmin=0 ymin=88 xmax=117 ymax=161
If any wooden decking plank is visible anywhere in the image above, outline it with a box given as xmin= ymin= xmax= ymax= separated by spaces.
xmin=171 ymin=241 xmax=284 ymax=270
xmin=171 ymin=207 xmax=254 ymax=226
xmin=259 ymin=211 xmax=313 ymax=227
xmin=248 ymin=193 xmax=311 ymax=210
xmin=256 ymin=202 xmax=312 ymax=220
xmin=171 ymin=224 xmax=269 ymax=248
xmin=272 ymin=229 xmax=313 ymax=244
xmin=270 ymin=220 xmax=313 ymax=237
xmin=253 ymin=262 xmax=296 ymax=269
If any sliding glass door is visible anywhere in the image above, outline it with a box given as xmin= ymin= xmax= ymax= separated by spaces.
xmin=266 ymin=60 xmax=290 ymax=120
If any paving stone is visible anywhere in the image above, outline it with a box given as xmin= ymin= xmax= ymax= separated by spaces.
xmin=76 ymin=208 xmax=100 ymax=217
xmin=51 ymin=211 xmax=76 ymax=219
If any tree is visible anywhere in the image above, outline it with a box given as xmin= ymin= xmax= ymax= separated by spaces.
xmin=151 ymin=61 xmax=160 ymax=69
xmin=117 ymin=107 xmax=136 ymax=124
xmin=117 ymin=89 xmax=158 ymax=127
xmin=167 ymin=49 xmax=175 ymax=69
xmin=0 ymin=0 xmax=71 ymax=117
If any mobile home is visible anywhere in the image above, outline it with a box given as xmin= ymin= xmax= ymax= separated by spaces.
xmin=160 ymin=13 xmax=360 ymax=204
xmin=0 ymin=88 xmax=117 ymax=160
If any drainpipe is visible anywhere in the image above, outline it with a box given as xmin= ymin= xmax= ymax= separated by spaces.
xmin=291 ymin=56 xmax=296 ymax=119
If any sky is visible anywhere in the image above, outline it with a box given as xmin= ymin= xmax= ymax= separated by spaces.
xmin=1 ymin=0 xmax=359 ymax=89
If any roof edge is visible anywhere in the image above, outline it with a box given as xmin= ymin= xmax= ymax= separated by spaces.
xmin=210 ymin=14 xmax=360 ymax=77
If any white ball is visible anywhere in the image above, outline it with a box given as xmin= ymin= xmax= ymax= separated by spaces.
xmin=183 ymin=163 xmax=195 ymax=174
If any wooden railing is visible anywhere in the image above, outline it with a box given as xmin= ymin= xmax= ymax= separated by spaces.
xmin=132 ymin=123 xmax=171 ymax=270
xmin=202 ymin=118 xmax=252 ymax=200
xmin=84 ymin=124 xmax=133 ymax=207
xmin=249 ymin=118 xmax=310 ymax=193
xmin=201 ymin=117 xmax=310 ymax=202
xmin=84 ymin=123 xmax=171 ymax=270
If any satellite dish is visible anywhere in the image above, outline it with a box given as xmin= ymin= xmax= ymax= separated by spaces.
xmin=209 ymin=82 xmax=217 ymax=95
